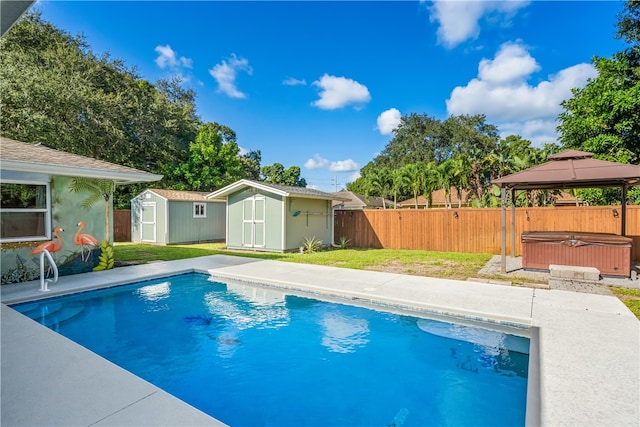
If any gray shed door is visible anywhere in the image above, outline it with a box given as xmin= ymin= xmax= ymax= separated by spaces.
xmin=140 ymin=202 xmax=156 ymax=242
xmin=242 ymin=196 xmax=265 ymax=248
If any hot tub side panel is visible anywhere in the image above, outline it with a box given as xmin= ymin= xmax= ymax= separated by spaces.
xmin=522 ymin=232 xmax=632 ymax=277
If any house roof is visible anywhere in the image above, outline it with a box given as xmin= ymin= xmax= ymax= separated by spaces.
xmin=492 ymin=150 xmax=640 ymax=190
xmin=331 ymin=191 xmax=393 ymax=208
xmin=1 ymin=0 xmax=33 ymax=36
xmin=206 ymin=179 xmax=350 ymax=201
xmin=141 ymin=188 xmax=224 ymax=202
xmin=0 ymin=137 xmax=162 ymax=184
xmin=399 ymin=188 xmax=471 ymax=207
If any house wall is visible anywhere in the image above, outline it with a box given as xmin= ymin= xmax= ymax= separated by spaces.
xmin=285 ymin=198 xmax=333 ymax=250
xmin=227 ymin=188 xmax=284 ymax=251
xmin=166 ymin=201 xmax=226 ymax=244
xmin=1 ymin=174 xmax=107 ymax=282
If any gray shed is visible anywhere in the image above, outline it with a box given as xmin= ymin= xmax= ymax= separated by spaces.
xmin=131 ymin=189 xmax=226 ymax=244
xmin=207 ymin=180 xmax=348 ymax=252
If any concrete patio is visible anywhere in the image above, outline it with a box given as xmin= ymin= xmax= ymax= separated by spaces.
xmin=2 ymin=255 xmax=639 ymax=426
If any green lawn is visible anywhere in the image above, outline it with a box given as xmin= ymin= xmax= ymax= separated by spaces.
xmin=114 ymin=242 xmax=491 ymax=280
xmin=113 ymin=242 xmax=640 ymax=319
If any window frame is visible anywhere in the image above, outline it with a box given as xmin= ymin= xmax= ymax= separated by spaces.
xmin=0 ymin=179 xmax=52 ymax=243
xmin=193 ymin=202 xmax=207 ymax=218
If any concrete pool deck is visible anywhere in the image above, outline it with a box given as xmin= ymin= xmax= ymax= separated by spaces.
xmin=2 ymin=254 xmax=639 ymax=426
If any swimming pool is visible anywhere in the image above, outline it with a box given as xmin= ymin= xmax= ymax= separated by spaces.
xmin=12 ymin=272 xmax=530 ymax=426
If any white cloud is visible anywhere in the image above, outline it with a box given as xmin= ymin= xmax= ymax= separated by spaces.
xmin=305 ymin=154 xmax=359 ymax=172
xmin=446 ymin=41 xmax=597 ymax=145
xmin=154 ymin=45 xmax=192 ymax=69
xmin=428 ymin=1 xmax=529 ymax=48
xmin=330 ymin=159 xmax=359 ymax=172
xmin=478 ymin=41 xmax=539 ymax=84
xmin=209 ymin=54 xmax=253 ymax=99
xmin=283 ymin=77 xmax=307 ymax=86
xmin=312 ymin=74 xmax=371 ymax=110
xmin=305 ymin=154 xmax=330 ymax=169
xmin=377 ymin=108 xmax=402 ymax=135
xmin=499 ymin=120 xmax=559 ymax=147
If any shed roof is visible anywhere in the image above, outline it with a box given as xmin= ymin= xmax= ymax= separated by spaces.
xmin=141 ymin=188 xmax=224 ymax=202
xmin=206 ymin=179 xmax=350 ymax=201
xmin=492 ymin=150 xmax=640 ymax=190
xmin=0 ymin=137 xmax=162 ymax=184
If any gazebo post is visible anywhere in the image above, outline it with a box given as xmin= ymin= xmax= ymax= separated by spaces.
xmin=501 ymin=186 xmax=507 ymax=273
xmin=511 ymin=188 xmax=516 ymax=258
xmin=621 ymin=185 xmax=627 ymax=236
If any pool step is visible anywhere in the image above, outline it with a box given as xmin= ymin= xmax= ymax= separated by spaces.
xmin=14 ymin=302 xmax=85 ymax=329
xmin=14 ymin=302 xmax=63 ymax=318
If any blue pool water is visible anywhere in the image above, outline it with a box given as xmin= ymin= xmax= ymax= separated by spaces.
xmin=13 ymin=273 xmax=530 ymax=427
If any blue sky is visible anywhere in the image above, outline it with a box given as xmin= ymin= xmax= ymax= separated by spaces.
xmin=36 ymin=1 xmax=627 ymax=192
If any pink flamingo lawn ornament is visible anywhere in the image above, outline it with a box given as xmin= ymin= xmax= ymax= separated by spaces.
xmin=30 ymin=227 xmax=64 ymax=257
xmin=74 ymin=221 xmax=99 ymax=262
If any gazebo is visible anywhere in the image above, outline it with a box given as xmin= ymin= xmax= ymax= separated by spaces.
xmin=492 ymin=150 xmax=640 ymax=274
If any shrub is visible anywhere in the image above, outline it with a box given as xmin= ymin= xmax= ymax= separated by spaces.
xmin=302 ymin=236 xmax=323 ymax=254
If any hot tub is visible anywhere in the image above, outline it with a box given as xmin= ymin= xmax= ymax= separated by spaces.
xmin=521 ymin=231 xmax=632 ymax=277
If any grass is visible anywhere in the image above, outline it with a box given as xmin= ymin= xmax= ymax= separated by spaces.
xmin=611 ymin=287 xmax=640 ymax=319
xmin=114 ymin=242 xmax=640 ymax=319
xmin=114 ymin=242 xmax=492 ymax=281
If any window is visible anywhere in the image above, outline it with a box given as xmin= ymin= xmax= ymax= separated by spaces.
xmin=0 ymin=181 xmax=50 ymax=242
xmin=193 ymin=202 xmax=206 ymax=218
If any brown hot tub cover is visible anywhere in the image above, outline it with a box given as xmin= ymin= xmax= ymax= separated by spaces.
xmin=521 ymin=231 xmax=632 ymax=247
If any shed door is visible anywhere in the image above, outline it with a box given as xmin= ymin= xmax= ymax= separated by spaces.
xmin=242 ymin=196 xmax=265 ymax=248
xmin=140 ymin=202 xmax=156 ymax=242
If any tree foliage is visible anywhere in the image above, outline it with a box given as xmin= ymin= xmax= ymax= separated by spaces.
xmin=557 ymin=0 xmax=640 ymax=205
xmin=0 ymin=12 xmax=200 ymax=172
xmin=0 ymin=11 xmax=307 ymax=208
xmin=261 ymin=163 xmax=307 ymax=187
xmin=173 ymin=123 xmax=246 ymax=191
xmin=348 ymin=113 xmax=552 ymax=207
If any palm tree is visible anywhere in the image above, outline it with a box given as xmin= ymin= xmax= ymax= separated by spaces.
xmin=451 ymin=157 xmax=469 ymax=208
xmin=403 ymin=162 xmax=425 ymax=209
xmin=391 ymin=167 xmax=411 ymax=208
xmin=437 ymin=159 xmax=457 ymax=209
xmin=68 ymin=178 xmax=114 ymax=243
xmin=421 ymin=161 xmax=440 ymax=209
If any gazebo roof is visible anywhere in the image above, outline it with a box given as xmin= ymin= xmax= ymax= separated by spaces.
xmin=492 ymin=150 xmax=640 ymax=190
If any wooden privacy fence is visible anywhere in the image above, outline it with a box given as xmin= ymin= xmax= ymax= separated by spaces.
xmin=334 ymin=205 xmax=640 ymax=262
xmin=114 ymin=209 xmax=131 ymax=242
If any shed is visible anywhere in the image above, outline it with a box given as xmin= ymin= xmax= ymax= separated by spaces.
xmin=207 ymin=180 xmax=348 ymax=252
xmin=131 ymin=189 xmax=226 ymax=244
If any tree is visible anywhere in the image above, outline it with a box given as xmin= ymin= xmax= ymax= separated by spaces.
xmin=557 ymin=53 xmax=639 ymax=165
xmin=261 ymin=163 xmax=307 ymax=187
xmin=240 ymin=149 xmax=262 ymax=180
xmin=437 ymin=159 xmax=458 ymax=209
xmin=391 ymin=168 xmax=411 ymax=208
xmin=403 ymin=163 xmax=426 ymax=209
xmin=556 ymin=0 xmax=640 ymax=205
xmin=374 ymin=113 xmax=443 ymax=168
xmin=0 ymin=12 xmax=203 ymax=208
xmin=616 ymin=0 xmax=640 ymax=46
xmin=174 ymin=123 xmax=245 ymax=191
